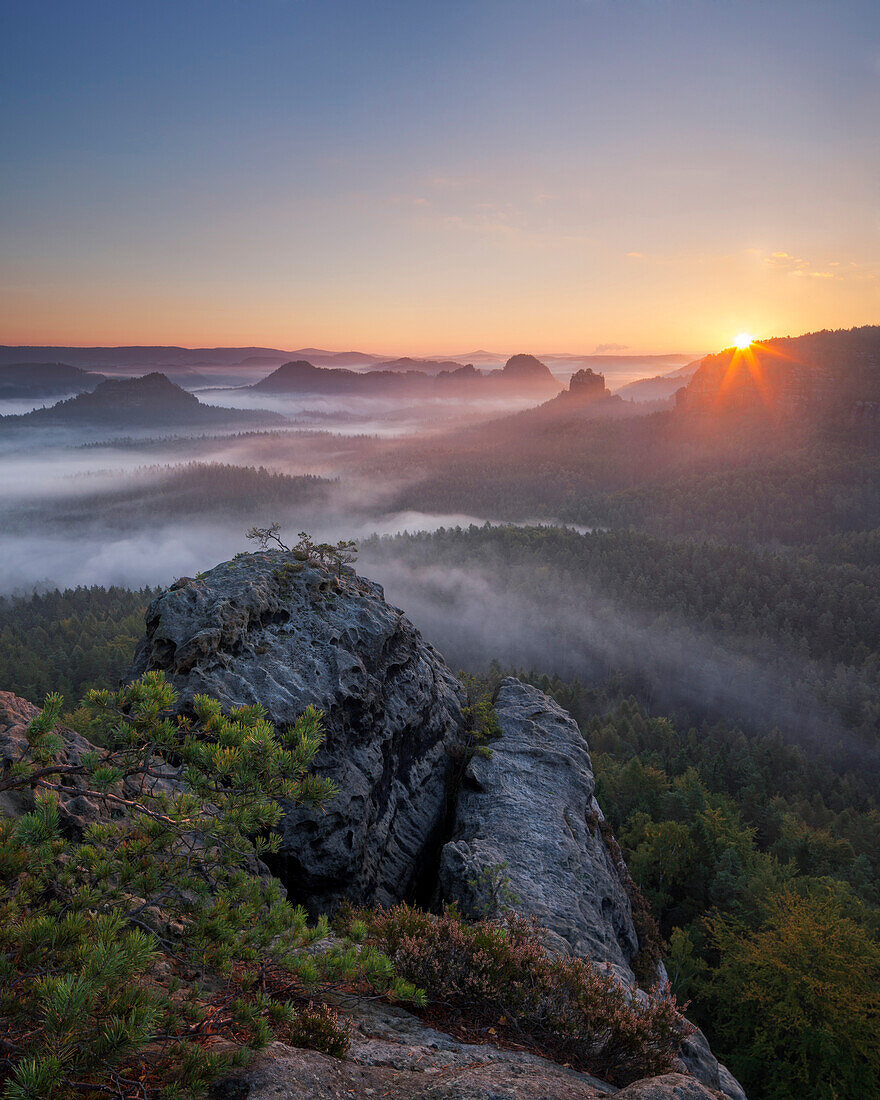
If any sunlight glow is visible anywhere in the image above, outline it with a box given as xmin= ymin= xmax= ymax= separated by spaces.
xmin=735 ymin=332 xmax=752 ymax=349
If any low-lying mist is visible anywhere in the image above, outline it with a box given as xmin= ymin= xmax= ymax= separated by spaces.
xmin=0 ymin=511 xmax=515 ymax=593
xmin=358 ymin=539 xmax=878 ymax=772
xmin=193 ymin=388 xmax=544 ymax=436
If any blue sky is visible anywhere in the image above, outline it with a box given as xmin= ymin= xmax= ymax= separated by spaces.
xmin=1 ymin=0 xmax=878 ymax=352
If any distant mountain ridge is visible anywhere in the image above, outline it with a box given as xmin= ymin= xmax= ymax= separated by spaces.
xmin=0 ymin=345 xmax=386 ymax=371
xmin=248 ymin=353 xmax=562 ymax=398
xmin=0 ymin=345 xmax=699 ymax=374
xmin=370 ymin=356 xmax=471 ymax=374
xmin=0 ymin=362 xmax=106 ymax=399
xmin=0 ymin=372 xmax=286 ymax=428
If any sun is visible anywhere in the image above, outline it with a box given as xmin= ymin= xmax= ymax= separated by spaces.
xmin=734 ymin=332 xmax=752 ymax=349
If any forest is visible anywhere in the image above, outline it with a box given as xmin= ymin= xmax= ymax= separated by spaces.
xmin=5 ymin=0 xmax=879 ymax=1092
xmin=3 ymin=506 xmax=880 ymax=1099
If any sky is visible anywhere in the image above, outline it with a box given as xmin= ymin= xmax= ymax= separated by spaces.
xmin=1 ymin=0 xmax=878 ymax=355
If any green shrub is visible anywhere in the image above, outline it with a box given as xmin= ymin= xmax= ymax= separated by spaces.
xmin=344 ymin=903 xmax=689 ymax=1086
xmin=0 ymin=674 xmax=415 ymax=1099
xmin=281 ymin=1002 xmax=349 ymax=1059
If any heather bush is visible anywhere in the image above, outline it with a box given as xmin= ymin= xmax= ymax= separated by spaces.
xmin=345 ymin=904 xmax=689 ymax=1085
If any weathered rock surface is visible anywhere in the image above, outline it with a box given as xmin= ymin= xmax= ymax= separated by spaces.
xmin=220 ymin=999 xmax=727 ymax=1100
xmin=439 ymin=678 xmax=639 ymax=974
xmin=128 ymin=552 xmax=465 ymax=912
xmin=677 ymin=1031 xmax=746 ymax=1100
xmin=126 ymin=564 xmax=743 ymax=1100
xmin=437 ymin=679 xmax=745 ymax=1100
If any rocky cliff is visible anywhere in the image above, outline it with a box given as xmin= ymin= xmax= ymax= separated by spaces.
xmin=128 ymin=553 xmax=465 ymax=912
xmin=122 ymin=552 xmax=744 ymax=1100
xmin=440 ymin=678 xmax=640 ymax=976
xmin=438 ymin=678 xmax=744 ymax=1100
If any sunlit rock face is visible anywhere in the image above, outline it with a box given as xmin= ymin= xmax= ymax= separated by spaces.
xmin=128 ymin=552 xmax=465 ymax=912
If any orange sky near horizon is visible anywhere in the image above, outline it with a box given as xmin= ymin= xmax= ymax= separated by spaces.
xmin=2 ymin=2 xmax=878 ymax=358
xmin=2 ymin=242 xmax=877 ymax=357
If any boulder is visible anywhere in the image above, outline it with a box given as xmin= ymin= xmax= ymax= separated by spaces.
xmin=128 ymin=553 xmax=465 ymax=912
xmin=439 ymin=678 xmax=639 ymax=973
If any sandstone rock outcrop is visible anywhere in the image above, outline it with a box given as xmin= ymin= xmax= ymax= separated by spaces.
xmin=126 ymin=560 xmax=744 ymax=1099
xmin=128 ymin=553 xmax=465 ymax=912
xmin=439 ymin=678 xmax=640 ymax=975
xmin=567 ymin=367 xmax=611 ymax=402
xmin=437 ymin=679 xmax=745 ymax=1100
xmin=222 ymin=999 xmax=728 ymax=1100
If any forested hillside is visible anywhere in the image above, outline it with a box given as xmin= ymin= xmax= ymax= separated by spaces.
xmin=380 ymin=414 xmax=880 ymax=546
xmin=0 ymin=586 xmax=155 ymax=700
xmin=362 ymin=524 xmax=880 ymax=756
xmin=528 ymin=684 xmax=880 ymax=1100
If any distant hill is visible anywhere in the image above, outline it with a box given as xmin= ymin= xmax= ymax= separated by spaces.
xmin=248 ymin=354 xmax=562 ymax=399
xmin=678 ymin=326 xmax=880 ymax=420
xmin=371 ymin=356 xmax=470 ymax=374
xmin=0 ymin=345 xmax=386 ymax=372
xmin=0 ymin=362 xmax=106 ymax=399
xmin=614 ymin=363 xmax=700 ymax=403
xmin=1 ymin=372 xmax=287 ymax=429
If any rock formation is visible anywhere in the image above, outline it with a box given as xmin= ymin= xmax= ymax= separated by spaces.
xmin=567 ymin=367 xmax=611 ymax=402
xmin=128 ymin=553 xmax=465 ymax=912
xmin=228 ymin=999 xmax=728 ymax=1099
xmin=440 ymin=678 xmax=639 ymax=975
xmin=437 ymin=678 xmax=744 ymax=1100
xmin=497 ymin=353 xmax=562 ymax=392
xmin=125 ymin=555 xmax=744 ymax=1099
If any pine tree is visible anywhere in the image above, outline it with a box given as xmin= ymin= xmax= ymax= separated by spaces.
xmin=0 ymin=673 xmax=418 ymax=1099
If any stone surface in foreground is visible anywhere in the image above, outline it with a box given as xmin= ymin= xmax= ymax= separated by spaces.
xmin=229 ymin=1000 xmax=728 ymax=1099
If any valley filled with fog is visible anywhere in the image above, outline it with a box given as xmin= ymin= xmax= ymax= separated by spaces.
xmin=3 ymin=338 xmax=880 ymax=775
xmin=2 ymin=338 xmax=879 ymax=1100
